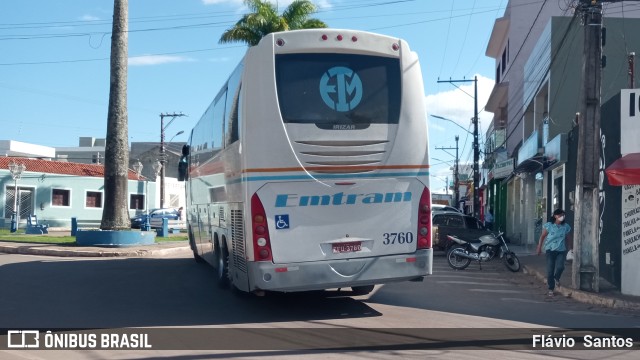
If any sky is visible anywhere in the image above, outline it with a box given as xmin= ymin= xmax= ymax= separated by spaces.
xmin=0 ymin=0 xmax=508 ymax=194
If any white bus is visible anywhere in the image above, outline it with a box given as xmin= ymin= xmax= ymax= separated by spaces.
xmin=178 ymin=29 xmax=432 ymax=295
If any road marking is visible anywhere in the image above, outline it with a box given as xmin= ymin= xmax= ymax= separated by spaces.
xmin=429 ymin=274 xmax=509 ymax=282
xmin=436 ymin=281 xmax=512 ymax=286
xmin=434 ymin=269 xmax=508 ymax=273
xmin=501 ymin=297 xmax=545 ymax=304
xmin=556 ymin=310 xmax=620 ymax=317
xmin=431 ymin=273 xmax=504 ymax=280
xmin=468 ymin=289 xmax=523 ymax=294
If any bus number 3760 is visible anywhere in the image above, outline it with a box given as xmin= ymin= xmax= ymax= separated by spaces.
xmin=382 ymin=232 xmax=414 ymax=245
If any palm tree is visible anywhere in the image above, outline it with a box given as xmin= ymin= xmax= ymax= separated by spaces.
xmin=101 ymin=0 xmax=131 ymax=230
xmin=219 ymin=0 xmax=327 ymax=46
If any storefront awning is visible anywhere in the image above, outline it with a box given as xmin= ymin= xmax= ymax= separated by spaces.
xmin=514 ymin=155 xmax=546 ymax=174
xmin=605 ymin=153 xmax=640 ymax=186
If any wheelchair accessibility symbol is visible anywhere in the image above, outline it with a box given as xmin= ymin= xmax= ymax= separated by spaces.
xmin=275 ymin=215 xmax=290 ymax=230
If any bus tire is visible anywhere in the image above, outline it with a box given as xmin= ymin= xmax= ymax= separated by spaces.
xmin=188 ymin=226 xmax=204 ymax=263
xmin=351 ymin=285 xmax=375 ymax=296
xmin=215 ymin=241 xmax=230 ymax=288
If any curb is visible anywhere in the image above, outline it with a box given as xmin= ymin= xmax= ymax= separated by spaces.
xmin=0 ymin=244 xmax=190 ymax=258
xmin=522 ymin=264 xmax=640 ymax=312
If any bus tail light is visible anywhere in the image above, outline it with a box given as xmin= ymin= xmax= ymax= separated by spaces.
xmin=251 ymin=194 xmax=273 ymax=262
xmin=417 ymin=187 xmax=432 ymax=249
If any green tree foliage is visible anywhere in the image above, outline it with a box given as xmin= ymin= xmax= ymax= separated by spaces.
xmin=219 ymin=0 xmax=327 ymax=46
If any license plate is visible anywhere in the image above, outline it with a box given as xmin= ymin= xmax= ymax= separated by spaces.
xmin=332 ymin=241 xmax=362 ymax=254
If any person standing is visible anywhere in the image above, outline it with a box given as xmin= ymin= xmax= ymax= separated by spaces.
xmin=536 ymin=209 xmax=573 ymax=297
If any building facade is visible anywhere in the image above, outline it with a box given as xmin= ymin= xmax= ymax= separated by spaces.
xmin=1 ymin=157 xmax=158 ymax=229
xmin=484 ymin=0 xmax=640 ymax=292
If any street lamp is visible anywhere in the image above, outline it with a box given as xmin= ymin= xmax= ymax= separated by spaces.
xmin=8 ymin=161 xmax=26 ymax=233
xmin=160 ymin=113 xmax=187 ymax=208
xmin=430 ymin=114 xmax=473 ymax=135
xmin=436 ymin=76 xmax=480 ymax=219
xmin=169 ymin=130 xmax=184 ymax=143
xmin=430 ymin=175 xmax=450 ymax=195
xmin=431 ymin=114 xmax=479 ymax=217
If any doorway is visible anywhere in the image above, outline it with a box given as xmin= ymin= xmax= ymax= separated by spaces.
xmin=4 ymin=187 xmax=34 ymax=219
xmin=552 ymin=165 xmax=565 ymax=211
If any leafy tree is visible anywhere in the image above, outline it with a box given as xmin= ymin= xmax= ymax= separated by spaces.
xmin=101 ymin=0 xmax=131 ymax=230
xmin=220 ymin=0 xmax=327 ymax=46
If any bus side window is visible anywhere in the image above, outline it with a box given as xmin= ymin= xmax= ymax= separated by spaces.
xmin=226 ymin=83 xmax=241 ymax=146
xmin=178 ymin=144 xmax=190 ymax=181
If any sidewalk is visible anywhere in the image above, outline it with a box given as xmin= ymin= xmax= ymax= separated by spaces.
xmin=509 ymin=244 xmax=640 ymax=313
xmin=0 ymin=231 xmax=190 ymax=258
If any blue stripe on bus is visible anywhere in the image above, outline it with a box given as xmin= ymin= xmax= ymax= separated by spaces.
xmin=227 ymin=171 xmax=430 ymax=184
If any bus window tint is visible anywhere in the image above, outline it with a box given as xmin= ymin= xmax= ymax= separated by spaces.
xmin=275 ymin=53 xmax=401 ymax=125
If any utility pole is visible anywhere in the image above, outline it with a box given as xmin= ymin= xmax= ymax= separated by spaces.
xmin=437 ymin=77 xmax=480 ymax=217
xmin=436 ymin=135 xmax=460 ymax=208
xmin=573 ymin=0 xmax=604 ymax=292
xmin=159 ymin=112 xmax=186 ymax=208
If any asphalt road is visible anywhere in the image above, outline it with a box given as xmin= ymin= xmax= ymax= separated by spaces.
xmin=1 ymin=251 xmax=638 ymax=328
xmin=1 ymin=251 xmax=639 ymax=359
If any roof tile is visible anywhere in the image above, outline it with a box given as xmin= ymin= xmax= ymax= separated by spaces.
xmin=0 ymin=157 xmax=143 ymax=180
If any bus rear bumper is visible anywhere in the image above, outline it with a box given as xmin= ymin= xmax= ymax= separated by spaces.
xmin=246 ymin=249 xmax=432 ymax=292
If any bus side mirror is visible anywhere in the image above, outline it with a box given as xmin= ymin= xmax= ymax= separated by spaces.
xmin=178 ymin=145 xmax=189 ymax=181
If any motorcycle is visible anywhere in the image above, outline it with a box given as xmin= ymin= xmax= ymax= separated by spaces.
xmin=445 ymin=231 xmax=521 ymax=272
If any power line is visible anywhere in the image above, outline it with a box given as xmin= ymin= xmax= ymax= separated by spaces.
xmin=0 ymin=45 xmax=244 ymax=66
xmin=0 ymin=2 xmax=521 ymax=42
xmin=0 ymin=0 xmax=415 ymax=33
xmin=437 ymin=76 xmax=480 ymax=218
xmin=452 ymin=0 xmax=478 ymax=75
xmin=437 ymin=0 xmax=456 ymax=79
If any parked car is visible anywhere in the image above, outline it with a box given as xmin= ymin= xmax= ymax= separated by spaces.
xmin=432 ymin=204 xmax=462 ymax=213
xmin=131 ymin=208 xmax=180 ymax=229
xmin=432 ymin=211 xmax=494 ymax=250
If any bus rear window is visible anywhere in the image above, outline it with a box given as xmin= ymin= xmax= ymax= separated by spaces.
xmin=275 ymin=53 xmax=401 ymax=126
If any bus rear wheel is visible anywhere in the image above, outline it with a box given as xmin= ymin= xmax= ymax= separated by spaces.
xmin=215 ymin=244 xmax=230 ymax=288
xmin=188 ymin=226 xmax=204 ymax=263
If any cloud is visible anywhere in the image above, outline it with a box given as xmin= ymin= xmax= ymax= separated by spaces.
xmin=80 ymin=14 xmax=100 ymax=21
xmin=128 ymin=55 xmax=195 ymax=66
xmin=425 ymin=74 xmax=494 ymax=132
xmin=429 ymin=122 xmax=446 ymax=132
